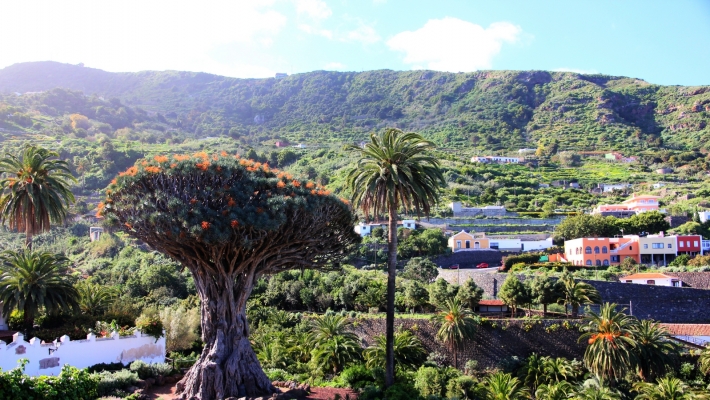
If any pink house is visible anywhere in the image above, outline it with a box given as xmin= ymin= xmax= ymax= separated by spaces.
xmin=592 ymin=194 xmax=661 ymax=215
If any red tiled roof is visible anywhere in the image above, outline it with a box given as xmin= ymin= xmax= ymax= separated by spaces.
xmin=621 ymin=273 xmax=678 ymax=280
xmin=661 ymin=324 xmax=710 ymax=336
xmin=478 ymin=299 xmax=505 ymax=306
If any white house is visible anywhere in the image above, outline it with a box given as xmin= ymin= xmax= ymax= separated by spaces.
xmin=476 ymin=299 xmax=509 ymax=313
xmin=489 ymin=238 xmax=522 ymax=251
xmin=354 ymin=220 xmax=416 ymax=237
xmin=521 ymin=238 xmax=554 ymax=251
xmin=620 ymin=273 xmax=682 ymax=287
xmin=698 ymin=211 xmax=710 ymax=224
xmin=471 ymin=156 xmax=522 ymax=164
xmin=601 ymin=183 xmax=631 ymax=193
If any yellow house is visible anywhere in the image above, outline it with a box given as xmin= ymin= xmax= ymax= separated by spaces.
xmin=448 ymin=231 xmax=490 ymax=252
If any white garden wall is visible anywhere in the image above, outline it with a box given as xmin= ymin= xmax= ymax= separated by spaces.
xmin=0 ymin=330 xmax=165 ymax=376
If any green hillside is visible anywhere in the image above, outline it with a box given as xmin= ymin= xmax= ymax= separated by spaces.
xmin=1 ymin=61 xmax=709 ymax=153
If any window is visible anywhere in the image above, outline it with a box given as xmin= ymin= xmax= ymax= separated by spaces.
xmin=646 ymin=280 xmax=655 ymax=285
xmin=629 ymin=246 xmax=633 ymax=251
xmin=644 ymin=244 xmax=648 ymax=249
xmin=456 ymin=241 xmax=461 ymax=249
xmin=586 ymin=260 xmax=592 ymax=266
xmin=695 ymin=241 xmax=699 ymax=247
xmin=652 ymin=243 xmax=663 ymax=249
xmin=602 ymin=246 xmax=608 ymax=254
xmin=594 ymin=246 xmax=600 ymax=254
xmin=596 ymin=260 xmax=601 ymax=266
xmin=625 ymin=280 xmax=632 ymax=283
xmin=603 ymin=260 xmax=609 ymax=266
xmin=465 ymin=241 xmax=470 ymax=249
xmin=679 ymin=241 xmax=684 ymax=248
xmin=611 ymin=255 xmax=620 ymax=262
xmin=668 ymin=243 xmax=672 ymax=248
xmin=672 ymin=281 xmax=681 ymax=287
xmin=585 ymin=246 xmax=592 ymax=254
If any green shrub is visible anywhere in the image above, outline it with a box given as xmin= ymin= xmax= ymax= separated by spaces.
xmin=385 ymin=382 xmax=424 ymax=400
xmin=264 ymin=368 xmax=292 ymax=381
xmin=446 ymin=376 xmax=481 ymax=400
xmin=339 ymin=364 xmax=375 ymax=389
xmin=129 ymin=360 xmax=174 ymax=379
xmin=95 ymin=369 xmax=139 ymax=396
xmin=0 ymin=361 xmax=99 ymax=400
xmin=135 ymin=308 xmax=164 ymax=340
xmin=414 ymin=366 xmax=460 ymax=398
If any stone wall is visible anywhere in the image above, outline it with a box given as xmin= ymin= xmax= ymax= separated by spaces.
xmin=352 ymin=318 xmax=585 ymax=369
xmin=663 ymin=272 xmax=710 ymax=290
xmin=446 ymin=273 xmax=710 ymax=323
xmin=427 ymin=218 xmax=564 ymax=226
xmin=448 ymin=225 xmax=553 ymax=233
xmin=432 ymin=250 xmax=506 ymax=269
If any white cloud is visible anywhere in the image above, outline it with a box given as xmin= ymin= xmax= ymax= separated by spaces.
xmin=345 ymin=25 xmax=381 ymax=44
xmin=298 ymin=24 xmax=334 ymax=39
xmin=294 ymin=0 xmax=331 ymax=20
xmin=0 ymin=0 xmax=287 ymax=78
xmin=387 ymin=18 xmax=522 ymax=72
xmin=553 ymin=67 xmax=598 ymax=74
xmin=324 ymin=62 xmax=347 ymax=70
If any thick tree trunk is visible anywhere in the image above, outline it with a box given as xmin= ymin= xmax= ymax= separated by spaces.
xmin=384 ymin=208 xmax=398 ymax=388
xmin=177 ymin=267 xmax=275 ymax=399
xmin=543 ymin=303 xmax=547 ymax=316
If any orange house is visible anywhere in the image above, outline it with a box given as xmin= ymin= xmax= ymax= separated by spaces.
xmin=564 ymin=236 xmax=640 ymax=267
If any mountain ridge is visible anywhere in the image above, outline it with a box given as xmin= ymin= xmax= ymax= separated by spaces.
xmin=1 ymin=61 xmax=709 ymax=153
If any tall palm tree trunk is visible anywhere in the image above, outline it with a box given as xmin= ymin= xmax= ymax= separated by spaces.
xmin=25 ymin=210 xmax=33 ymax=249
xmin=385 ymin=206 xmax=398 ymax=388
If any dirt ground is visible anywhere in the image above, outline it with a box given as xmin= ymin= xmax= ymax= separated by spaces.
xmin=144 ymin=385 xmax=358 ymax=400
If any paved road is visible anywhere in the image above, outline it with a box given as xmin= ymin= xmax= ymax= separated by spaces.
xmin=436 ymin=267 xmax=498 ymax=284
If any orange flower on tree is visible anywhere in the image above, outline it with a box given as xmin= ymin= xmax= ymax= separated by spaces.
xmin=305 ymin=182 xmax=315 ymax=189
xmin=227 ymin=197 xmax=236 ymax=207
xmin=220 ymin=151 xmax=228 ymax=157
xmin=196 ymin=161 xmax=210 ymax=171
xmin=174 ymin=154 xmax=190 ymax=161
xmin=276 ymin=181 xmax=286 ymax=188
xmin=190 ymin=198 xmax=198 ymax=204
xmin=145 ymin=166 xmax=161 ymax=174
xmin=292 ymin=180 xmax=301 ymax=187
xmin=230 ymin=220 xmax=239 ymax=228
xmin=201 ymin=221 xmax=210 ymax=230
xmin=154 ymin=155 xmax=169 ymax=163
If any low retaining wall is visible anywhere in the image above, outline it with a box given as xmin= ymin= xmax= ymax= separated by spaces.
xmin=432 ymin=250 xmax=506 ymax=268
xmin=0 ymin=330 xmax=165 ymax=376
xmin=352 ymin=318 xmax=584 ymax=369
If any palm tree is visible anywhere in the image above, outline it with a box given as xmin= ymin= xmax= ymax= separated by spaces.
xmin=633 ymin=377 xmax=700 ymax=400
xmin=535 ymin=381 xmax=573 ymax=400
xmin=579 ymin=303 xmax=638 ymax=384
xmin=432 ymin=298 xmax=478 ymax=368
xmin=570 ymin=379 xmax=621 ymax=400
xmin=308 ymin=314 xmax=362 ymax=374
xmin=309 ymin=314 xmax=359 ymax=344
xmin=363 ymin=329 xmax=427 ymax=371
xmin=700 ymin=345 xmax=710 ymax=375
xmin=0 ymin=145 xmax=75 ymax=248
xmin=631 ymin=319 xmax=679 ymax=382
xmin=310 ymin=334 xmax=362 ymax=374
xmin=0 ymin=249 xmax=79 ymax=330
xmin=484 ymin=372 xmax=529 ymax=400
xmin=347 ymin=128 xmax=444 ymax=386
xmin=558 ymin=271 xmax=601 ymax=318
xmin=519 ymin=353 xmax=547 ymax=393
xmin=76 ymin=281 xmax=117 ymax=316
xmin=543 ymin=356 xmax=577 ymax=383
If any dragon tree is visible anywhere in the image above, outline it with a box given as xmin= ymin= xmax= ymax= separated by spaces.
xmin=101 ymin=152 xmax=360 ymax=399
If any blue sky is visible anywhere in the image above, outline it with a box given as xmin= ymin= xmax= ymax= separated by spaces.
xmin=1 ymin=0 xmax=709 ymax=85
